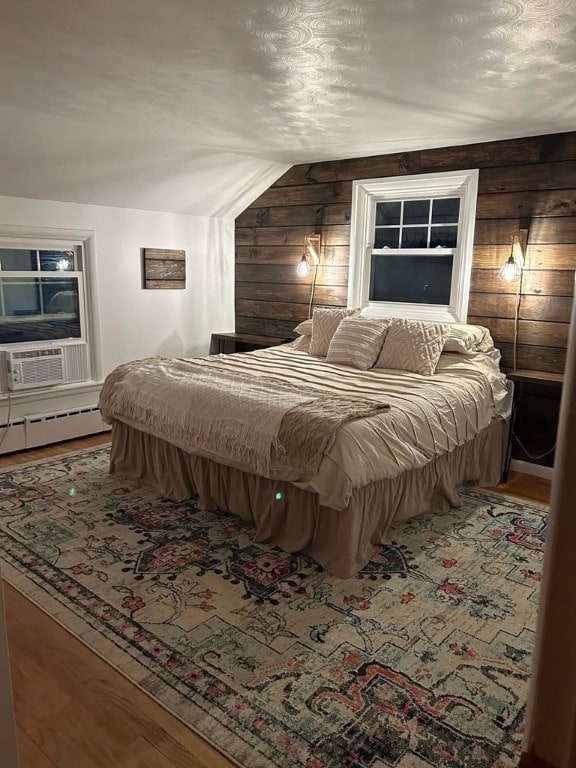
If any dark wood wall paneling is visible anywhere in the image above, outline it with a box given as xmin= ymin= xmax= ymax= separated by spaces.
xmin=235 ymin=132 xmax=576 ymax=465
xmin=236 ymin=132 xmax=576 ymax=366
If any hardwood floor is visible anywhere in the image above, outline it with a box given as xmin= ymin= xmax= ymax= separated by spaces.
xmin=1 ymin=435 xmax=551 ymax=768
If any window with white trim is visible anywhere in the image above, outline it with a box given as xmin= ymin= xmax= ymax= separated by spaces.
xmin=347 ymin=170 xmax=479 ymax=323
xmin=0 ymin=236 xmax=93 ymax=391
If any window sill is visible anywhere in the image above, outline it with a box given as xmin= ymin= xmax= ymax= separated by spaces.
xmin=0 ymin=380 xmax=103 ymax=404
xmin=361 ymin=303 xmax=462 ymax=323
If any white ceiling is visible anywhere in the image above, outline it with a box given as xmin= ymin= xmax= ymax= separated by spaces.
xmin=0 ymin=0 xmax=575 ymax=217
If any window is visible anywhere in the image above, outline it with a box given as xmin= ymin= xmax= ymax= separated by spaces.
xmin=348 ymin=170 xmax=479 ymax=322
xmin=0 ymin=245 xmax=86 ymax=345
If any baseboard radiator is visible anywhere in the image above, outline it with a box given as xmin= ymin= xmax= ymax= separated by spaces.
xmin=0 ymin=405 xmax=110 ymax=455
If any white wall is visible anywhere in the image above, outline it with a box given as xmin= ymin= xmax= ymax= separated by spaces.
xmin=0 ymin=194 xmax=235 ymax=420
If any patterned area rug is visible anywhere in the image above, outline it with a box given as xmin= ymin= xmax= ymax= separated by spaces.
xmin=0 ymin=447 xmax=546 ymax=768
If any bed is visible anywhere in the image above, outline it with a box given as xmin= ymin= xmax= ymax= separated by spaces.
xmin=99 ymin=318 xmax=511 ymax=578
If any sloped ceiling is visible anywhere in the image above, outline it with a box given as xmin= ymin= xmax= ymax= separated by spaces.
xmin=0 ymin=0 xmax=575 ymax=217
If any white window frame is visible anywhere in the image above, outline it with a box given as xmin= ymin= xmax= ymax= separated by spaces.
xmin=0 ymin=226 xmax=102 ymax=392
xmin=347 ymin=169 xmax=479 ymax=323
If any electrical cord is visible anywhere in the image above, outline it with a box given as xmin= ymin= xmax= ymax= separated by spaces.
xmin=0 ymin=389 xmax=13 ymax=451
xmin=511 ymin=428 xmax=556 ymax=461
xmin=307 ymin=262 xmax=319 ymax=319
xmin=512 ymin=260 xmax=523 ymax=372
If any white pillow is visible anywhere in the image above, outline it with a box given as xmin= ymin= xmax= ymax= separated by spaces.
xmin=443 ymin=323 xmax=495 ymax=354
xmin=291 ymin=334 xmax=311 ymax=352
xmin=375 ymin=318 xmax=449 ymax=376
xmin=326 ymin=317 xmax=390 ymax=370
xmin=293 ymin=319 xmax=312 ymax=336
xmin=309 ymin=307 xmax=360 ymax=357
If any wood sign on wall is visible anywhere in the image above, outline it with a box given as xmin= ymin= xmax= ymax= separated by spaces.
xmin=142 ymin=248 xmax=186 ymax=289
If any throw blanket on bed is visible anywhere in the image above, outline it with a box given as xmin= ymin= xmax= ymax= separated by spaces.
xmin=99 ymin=357 xmax=390 ymax=477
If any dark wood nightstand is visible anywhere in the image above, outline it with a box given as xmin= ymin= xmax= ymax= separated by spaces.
xmin=503 ymin=368 xmax=564 ymax=481
xmin=210 ymin=332 xmax=286 ymax=355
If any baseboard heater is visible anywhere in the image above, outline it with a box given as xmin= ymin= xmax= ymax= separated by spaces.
xmin=0 ymin=405 xmax=110 ymax=455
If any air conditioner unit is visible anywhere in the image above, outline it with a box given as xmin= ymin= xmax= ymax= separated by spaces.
xmin=7 ymin=347 xmax=65 ymax=390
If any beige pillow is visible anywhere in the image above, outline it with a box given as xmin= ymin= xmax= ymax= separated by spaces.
xmin=327 ymin=317 xmax=390 ymax=370
xmin=309 ymin=307 xmax=360 ymax=357
xmin=375 ymin=318 xmax=449 ymax=376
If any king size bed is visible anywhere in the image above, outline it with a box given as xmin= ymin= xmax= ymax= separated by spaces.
xmin=99 ymin=314 xmax=511 ymax=578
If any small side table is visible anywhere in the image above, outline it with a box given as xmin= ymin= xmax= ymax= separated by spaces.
xmin=211 ymin=332 xmax=286 ymax=355
xmin=503 ymin=368 xmax=564 ymax=481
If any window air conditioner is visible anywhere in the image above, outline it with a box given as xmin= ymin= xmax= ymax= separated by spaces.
xmin=7 ymin=347 xmax=65 ymax=390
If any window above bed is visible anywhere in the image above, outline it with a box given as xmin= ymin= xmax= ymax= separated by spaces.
xmin=347 ymin=170 xmax=479 ymax=323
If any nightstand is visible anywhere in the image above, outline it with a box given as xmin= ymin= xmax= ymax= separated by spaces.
xmin=210 ymin=332 xmax=286 ymax=355
xmin=503 ymin=368 xmax=564 ymax=481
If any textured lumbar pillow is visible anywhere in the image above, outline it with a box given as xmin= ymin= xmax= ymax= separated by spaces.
xmin=375 ymin=318 xmax=449 ymax=376
xmin=309 ymin=307 xmax=360 ymax=357
xmin=326 ymin=317 xmax=390 ymax=370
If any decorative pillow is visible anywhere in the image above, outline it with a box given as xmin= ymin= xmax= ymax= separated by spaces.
xmin=327 ymin=317 xmax=390 ymax=370
xmin=375 ymin=318 xmax=449 ymax=376
xmin=443 ymin=323 xmax=495 ymax=354
xmin=293 ymin=319 xmax=313 ymax=336
xmin=309 ymin=307 xmax=360 ymax=357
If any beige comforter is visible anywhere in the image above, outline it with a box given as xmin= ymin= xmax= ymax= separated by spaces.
xmin=101 ymin=344 xmax=509 ymax=510
xmin=99 ymin=356 xmax=390 ymax=480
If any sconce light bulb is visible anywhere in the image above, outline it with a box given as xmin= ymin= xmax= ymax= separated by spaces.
xmin=297 ymin=256 xmax=311 ymax=277
xmin=499 ymin=256 xmax=520 ymax=282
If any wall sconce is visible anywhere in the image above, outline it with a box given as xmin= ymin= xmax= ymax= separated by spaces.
xmin=499 ymin=229 xmax=528 ymax=371
xmin=296 ymin=235 xmax=321 ymax=277
xmin=499 ymin=231 xmax=525 ymax=282
xmin=296 ymin=235 xmax=322 ymax=318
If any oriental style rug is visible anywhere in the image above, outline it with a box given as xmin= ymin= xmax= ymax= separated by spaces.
xmin=0 ymin=446 xmax=547 ymax=768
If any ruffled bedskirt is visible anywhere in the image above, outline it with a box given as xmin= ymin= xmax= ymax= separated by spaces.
xmin=109 ymin=418 xmax=507 ymax=578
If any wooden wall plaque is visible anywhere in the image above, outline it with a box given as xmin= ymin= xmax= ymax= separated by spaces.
xmin=142 ymin=248 xmax=186 ymax=289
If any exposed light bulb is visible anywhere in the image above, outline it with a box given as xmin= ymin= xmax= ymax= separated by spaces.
xmin=297 ymin=256 xmax=311 ymax=277
xmin=57 ymin=258 xmax=71 ymax=271
xmin=499 ymin=255 xmax=520 ymax=282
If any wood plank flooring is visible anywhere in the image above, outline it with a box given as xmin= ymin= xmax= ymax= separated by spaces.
xmin=1 ymin=435 xmax=551 ymax=768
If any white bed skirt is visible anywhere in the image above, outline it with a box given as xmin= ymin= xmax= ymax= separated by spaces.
xmin=109 ymin=418 xmax=507 ymax=578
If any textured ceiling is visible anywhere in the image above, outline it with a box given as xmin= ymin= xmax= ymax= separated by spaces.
xmin=0 ymin=0 xmax=575 ymax=216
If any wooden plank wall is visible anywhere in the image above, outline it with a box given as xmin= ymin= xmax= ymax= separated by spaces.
xmin=236 ymin=131 xmax=576 ymax=374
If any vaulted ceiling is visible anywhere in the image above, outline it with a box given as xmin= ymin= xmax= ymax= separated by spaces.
xmin=1 ymin=0 xmax=575 ymax=216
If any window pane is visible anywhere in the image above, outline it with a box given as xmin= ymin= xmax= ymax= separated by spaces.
xmin=375 ymin=228 xmax=400 ymax=248
xmin=403 ymin=200 xmax=430 ymax=225
xmin=0 ymin=249 xmax=38 ymax=271
xmin=376 ymin=201 xmax=401 ymax=226
xmin=1 ymin=280 xmax=40 ymax=316
xmin=369 ymin=254 xmax=453 ymax=305
xmin=430 ymin=226 xmax=458 ymax=248
xmin=432 ymin=198 xmax=460 ymax=224
xmin=0 ymin=277 xmax=81 ymax=344
xmin=39 ymin=250 xmax=75 ymax=272
xmin=401 ymin=227 xmax=428 ymax=248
